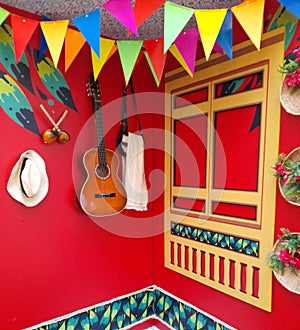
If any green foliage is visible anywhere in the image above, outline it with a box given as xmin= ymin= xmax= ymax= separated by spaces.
xmin=266 ymin=229 xmax=300 ymax=276
xmin=278 ymin=58 xmax=298 ymax=74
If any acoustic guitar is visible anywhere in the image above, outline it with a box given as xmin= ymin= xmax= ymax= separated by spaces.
xmin=79 ymin=74 xmax=127 ymax=216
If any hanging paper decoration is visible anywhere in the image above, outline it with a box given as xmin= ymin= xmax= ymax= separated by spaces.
xmin=174 ymin=28 xmax=199 ymax=76
xmin=195 ymin=8 xmax=227 ymax=60
xmin=0 ymin=23 xmax=34 ymax=94
xmin=34 ymin=50 xmax=78 ymax=111
xmin=10 ymin=14 xmax=39 ymax=63
xmin=169 ymin=44 xmax=193 ymax=77
xmin=103 ymin=0 xmax=138 ymax=36
xmin=0 ymin=0 xmax=268 ymax=79
xmin=144 ymin=38 xmax=167 ymax=86
xmin=116 ymin=40 xmax=143 ymax=85
xmin=164 ymin=2 xmax=194 ymax=53
xmin=0 ymin=70 xmax=40 ymax=136
xmin=40 ymin=20 xmax=69 ymax=67
xmin=73 ymin=8 xmax=101 ymax=57
xmin=267 ymin=5 xmax=297 ymax=52
xmin=133 ymin=0 xmax=165 ymax=29
xmin=144 ymin=52 xmax=160 ymax=86
xmin=231 ymin=0 xmax=265 ymax=50
xmin=92 ymin=38 xmax=116 ymax=79
xmin=277 ymin=0 xmax=300 ymax=19
xmin=0 ymin=7 xmax=9 ymax=26
xmin=65 ymin=28 xmax=86 ymax=71
xmin=216 ymin=10 xmax=233 ymax=60
xmin=213 ymin=42 xmax=224 ymax=55
xmin=38 ymin=15 xmax=51 ymax=59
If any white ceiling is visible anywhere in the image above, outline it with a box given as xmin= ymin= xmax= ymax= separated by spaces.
xmin=0 ymin=0 xmax=243 ymax=39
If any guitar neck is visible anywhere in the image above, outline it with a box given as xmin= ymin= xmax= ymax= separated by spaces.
xmin=94 ymin=99 xmax=107 ymax=167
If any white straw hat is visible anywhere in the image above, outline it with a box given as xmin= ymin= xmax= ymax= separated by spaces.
xmin=7 ymin=150 xmax=49 ymax=207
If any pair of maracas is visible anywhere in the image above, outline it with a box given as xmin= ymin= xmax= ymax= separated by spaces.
xmin=40 ymin=104 xmax=70 ymax=144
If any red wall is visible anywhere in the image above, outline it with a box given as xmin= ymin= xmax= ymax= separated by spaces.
xmin=154 ymin=1 xmax=300 ymax=329
xmin=0 ymin=10 xmax=160 ymax=329
xmin=1 ymin=1 xmax=300 ymax=329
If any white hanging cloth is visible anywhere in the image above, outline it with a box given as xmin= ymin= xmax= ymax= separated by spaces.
xmin=122 ymin=132 xmax=148 ymax=211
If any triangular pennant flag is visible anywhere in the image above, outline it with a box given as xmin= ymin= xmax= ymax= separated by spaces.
xmin=40 ymin=20 xmax=69 ymax=67
xmin=73 ymin=8 xmax=101 ymax=57
xmin=216 ymin=10 xmax=232 ymax=59
xmin=144 ymin=51 xmax=160 ymax=87
xmin=174 ymin=28 xmax=199 ymax=76
xmin=0 ymin=7 xmax=9 ymax=26
xmin=91 ymin=37 xmax=116 ymax=80
xmin=169 ymin=44 xmax=193 ymax=77
xmin=277 ymin=0 xmax=300 ymax=19
xmin=10 ymin=14 xmax=39 ymax=63
xmin=39 ymin=15 xmax=51 ymax=59
xmin=164 ymin=2 xmax=194 ymax=53
xmin=195 ymin=8 xmax=227 ymax=60
xmin=143 ymin=38 xmax=167 ymax=85
xmin=133 ymin=0 xmax=165 ymax=28
xmin=65 ymin=28 xmax=86 ymax=71
xmin=231 ymin=0 xmax=265 ymax=50
xmin=116 ymin=40 xmax=143 ymax=85
xmin=103 ymin=0 xmax=138 ymax=36
xmin=213 ymin=42 xmax=224 ymax=55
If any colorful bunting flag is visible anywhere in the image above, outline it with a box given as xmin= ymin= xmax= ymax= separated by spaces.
xmin=144 ymin=38 xmax=167 ymax=86
xmin=195 ymin=8 xmax=227 ymax=60
xmin=133 ymin=0 xmax=165 ymax=28
xmin=73 ymin=8 xmax=101 ymax=57
xmin=1 ymin=0 xmax=270 ymax=77
xmin=231 ymin=0 xmax=265 ymax=50
xmin=65 ymin=28 xmax=86 ymax=71
xmin=277 ymin=0 xmax=300 ymax=19
xmin=144 ymin=51 xmax=160 ymax=86
xmin=116 ymin=40 xmax=143 ymax=85
xmin=169 ymin=44 xmax=193 ymax=77
xmin=164 ymin=2 xmax=194 ymax=53
xmin=213 ymin=42 xmax=224 ymax=55
xmin=0 ymin=7 xmax=9 ymax=26
xmin=92 ymin=38 xmax=116 ymax=79
xmin=103 ymin=0 xmax=138 ymax=36
xmin=38 ymin=15 xmax=51 ymax=59
xmin=216 ymin=10 xmax=233 ymax=59
xmin=40 ymin=20 xmax=69 ymax=67
xmin=10 ymin=14 xmax=39 ymax=63
xmin=174 ymin=28 xmax=199 ymax=76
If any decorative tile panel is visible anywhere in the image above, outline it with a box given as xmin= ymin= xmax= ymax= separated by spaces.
xmin=32 ymin=287 xmax=233 ymax=330
xmin=171 ymin=222 xmax=259 ymax=257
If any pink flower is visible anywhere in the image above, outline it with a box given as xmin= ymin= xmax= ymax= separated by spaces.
xmin=290 ymin=252 xmax=300 ymax=270
xmin=274 ymin=163 xmax=290 ymax=176
xmin=285 ymin=73 xmax=300 ymax=87
xmin=293 ymin=48 xmax=300 ymax=61
xmin=282 ymin=175 xmax=289 ymax=184
xmin=295 ymin=175 xmax=300 ymax=181
xmin=279 ymin=249 xmax=292 ymax=266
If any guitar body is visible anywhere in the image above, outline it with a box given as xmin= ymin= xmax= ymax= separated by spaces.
xmin=80 ymin=148 xmax=127 ymax=216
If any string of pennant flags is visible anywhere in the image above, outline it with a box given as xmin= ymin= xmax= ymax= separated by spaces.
xmin=0 ymin=0 xmax=298 ymax=86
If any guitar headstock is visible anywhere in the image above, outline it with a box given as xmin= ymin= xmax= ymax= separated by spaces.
xmin=86 ymin=73 xmax=101 ymax=103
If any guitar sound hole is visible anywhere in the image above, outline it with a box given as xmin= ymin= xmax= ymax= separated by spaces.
xmin=95 ymin=164 xmax=111 ymax=180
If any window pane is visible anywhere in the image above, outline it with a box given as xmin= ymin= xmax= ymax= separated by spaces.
xmin=213 ymin=104 xmax=261 ymax=191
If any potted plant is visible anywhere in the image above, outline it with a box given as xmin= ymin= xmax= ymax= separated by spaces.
xmin=273 ymin=148 xmax=300 ymax=206
xmin=267 ymin=228 xmax=300 ymax=293
xmin=279 ymin=47 xmax=300 ymax=115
